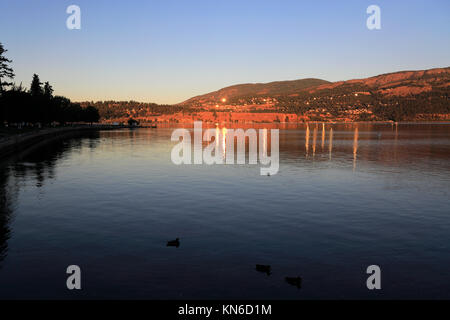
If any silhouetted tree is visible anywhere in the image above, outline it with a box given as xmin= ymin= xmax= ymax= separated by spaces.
xmin=1 ymin=74 xmax=101 ymax=126
xmin=30 ymin=74 xmax=43 ymax=97
xmin=83 ymin=106 xmax=100 ymax=124
xmin=43 ymin=82 xmax=53 ymax=98
xmin=52 ymin=96 xmax=72 ymax=124
xmin=0 ymin=42 xmax=14 ymax=94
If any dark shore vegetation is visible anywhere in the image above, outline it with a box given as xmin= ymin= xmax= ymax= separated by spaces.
xmin=0 ymin=43 xmax=100 ymax=136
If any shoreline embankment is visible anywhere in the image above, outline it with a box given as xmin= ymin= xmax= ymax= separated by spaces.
xmin=0 ymin=125 xmax=121 ymax=159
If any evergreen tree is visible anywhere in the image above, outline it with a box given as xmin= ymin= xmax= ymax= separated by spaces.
xmin=0 ymin=43 xmax=14 ymax=93
xmin=30 ymin=74 xmax=43 ymax=96
xmin=43 ymin=81 xmax=53 ymax=98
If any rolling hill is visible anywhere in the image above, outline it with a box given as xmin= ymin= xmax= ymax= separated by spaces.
xmin=310 ymin=67 xmax=450 ymax=96
xmin=183 ymin=67 xmax=449 ymax=106
xmin=181 ymin=78 xmax=330 ymax=106
xmin=87 ymin=67 xmax=449 ymax=122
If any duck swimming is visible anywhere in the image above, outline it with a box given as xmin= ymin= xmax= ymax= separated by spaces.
xmin=167 ymin=238 xmax=180 ymax=248
xmin=255 ymin=264 xmax=272 ymax=276
xmin=285 ymin=276 xmax=302 ymax=289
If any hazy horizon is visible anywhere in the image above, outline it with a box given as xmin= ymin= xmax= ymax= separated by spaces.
xmin=1 ymin=0 xmax=449 ymax=104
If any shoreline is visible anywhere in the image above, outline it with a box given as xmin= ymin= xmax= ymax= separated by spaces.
xmin=0 ymin=125 xmax=122 ymax=160
xmin=102 ymin=118 xmax=450 ymax=125
xmin=101 ymin=120 xmax=450 ymax=128
xmin=1 ymin=121 xmax=448 ymax=159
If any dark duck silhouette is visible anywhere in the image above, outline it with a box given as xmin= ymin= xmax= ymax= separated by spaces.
xmin=285 ymin=276 xmax=302 ymax=289
xmin=255 ymin=264 xmax=272 ymax=276
xmin=167 ymin=238 xmax=180 ymax=248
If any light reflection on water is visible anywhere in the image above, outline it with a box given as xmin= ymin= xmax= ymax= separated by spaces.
xmin=0 ymin=123 xmax=449 ymax=299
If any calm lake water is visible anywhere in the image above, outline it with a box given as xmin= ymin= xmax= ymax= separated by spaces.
xmin=0 ymin=123 xmax=449 ymax=299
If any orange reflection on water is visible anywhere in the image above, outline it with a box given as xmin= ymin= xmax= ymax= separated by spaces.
xmin=262 ymin=128 xmax=267 ymax=156
xmin=215 ymin=126 xmax=220 ymax=149
xmin=222 ymin=127 xmax=227 ymax=159
xmin=305 ymin=124 xmax=310 ymax=157
xmin=329 ymin=128 xmax=333 ymax=160
xmin=353 ymin=127 xmax=359 ymax=171
xmin=312 ymin=126 xmax=318 ymax=157
xmin=321 ymin=123 xmax=325 ymax=150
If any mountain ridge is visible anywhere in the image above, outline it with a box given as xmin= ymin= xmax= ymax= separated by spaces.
xmin=181 ymin=78 xmax=330 ymax=105
xmin=86 ymin=66 xmax=449 ymax=123
xmin=181 ymin=67 xmax=449 ymax=106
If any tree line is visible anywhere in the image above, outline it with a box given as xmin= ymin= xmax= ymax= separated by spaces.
xmin=79 ymin=101 xmax=194 ymax=121
xmin=0 ymin=42 xmax=100 ymax=127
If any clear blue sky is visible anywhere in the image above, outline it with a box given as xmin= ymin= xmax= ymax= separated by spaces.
xmin=1 ymin=0 xmax=449 ymax=104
